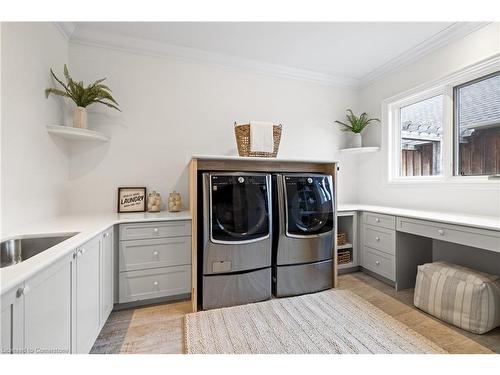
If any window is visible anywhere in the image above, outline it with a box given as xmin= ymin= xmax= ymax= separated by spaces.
xmin=399 ymin=95 xmax=443 ymax=177
xmin=454 ymin=72 xmax=500 ymax=176
xmin=386 ymin=55 xmax=500 ymax=184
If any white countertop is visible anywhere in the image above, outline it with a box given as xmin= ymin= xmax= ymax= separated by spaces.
xmin=338 ymin=204 xmax=500 ymax=231
xmin=2 ymin=204 xmax=498 ymax=296
xmin=192 ymin=154 xmax=338 ymax=164
xmin=1 ymin=211 xmax=191 ymax=295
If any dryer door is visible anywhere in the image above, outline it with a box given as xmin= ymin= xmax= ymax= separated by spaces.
xmin=284 ymin=175 xmax=334 ymax=238
xmin=210 ymin=174 xmax=270 ymax=244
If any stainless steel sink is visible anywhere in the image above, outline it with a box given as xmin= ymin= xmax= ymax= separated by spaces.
xmin=0 ymin=233 xmax=79 ymax=268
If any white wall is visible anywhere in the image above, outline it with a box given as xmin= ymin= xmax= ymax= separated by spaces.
xmin=66 ymin=43 xmax=359 ymax=213
xmin=357 ymin=23 xmax=500 ymax=216
xmin=1 ymin=23 xmax=70 ymax=234
xmin=3 ymin=23 xmax=498 ymax=224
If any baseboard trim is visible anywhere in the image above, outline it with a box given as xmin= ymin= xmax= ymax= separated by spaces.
xmin=360 ymin=267 xmax=396 ymax=288
xmin=113 ymin=293 xmax=191 ymax=311
xmin=338 ymin=265 xmax=361 ymax=275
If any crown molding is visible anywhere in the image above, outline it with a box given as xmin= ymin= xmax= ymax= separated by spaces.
xmin=359 ymin=22 xmax=491 ymax=88
xmin=54 ymin=22 xmax=76 ymax=40
xmin=382 ymin=52 xmax=500 ymax=106
xmin=68 ymin=28 xmax=360 ymax=88
xmin=65 ymin=22 xmax=490 ymax=89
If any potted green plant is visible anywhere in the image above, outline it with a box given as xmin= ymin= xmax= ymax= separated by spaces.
xmin=335 ymin=109 xmax=380 ymax=148
xmin=45 ymin=65 xmax=120 ymax=129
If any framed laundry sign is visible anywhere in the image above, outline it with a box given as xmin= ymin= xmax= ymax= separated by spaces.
xmin=117 ymin=187 xmax=147 ymax=213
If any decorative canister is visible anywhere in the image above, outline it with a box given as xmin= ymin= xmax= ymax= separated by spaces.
xmin=168 ymin=191 xmax=182 ymax=212
xmin=147 ymin=191 xmax=162 ymax=212
xmin=73 ymin=106 xmax=88 ymax=129
xmin=347 ymin=133 xmax=362 ymax=148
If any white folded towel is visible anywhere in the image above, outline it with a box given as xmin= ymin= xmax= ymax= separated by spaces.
xmin=249 ymin=121 xmax=274 ymax=153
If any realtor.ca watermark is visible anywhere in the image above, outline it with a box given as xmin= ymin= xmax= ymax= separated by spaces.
xmin=2 ymin=347 xmax=69 ymax=354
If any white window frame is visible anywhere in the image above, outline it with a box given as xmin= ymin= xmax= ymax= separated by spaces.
xmin=453 ymin=70 xmax=500 ymax=178
xmin=384 ymin=53 xmax=500 ymax=187
xmin=388 ymin=87 xmax=447 ymax=183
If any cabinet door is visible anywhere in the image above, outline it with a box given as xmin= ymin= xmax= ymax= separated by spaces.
xmin=101 ymin=228 xmax=114 ymax=324
xmin=1 ymin=286 xmax=23 ymax=354
xmin=76 ymin=236 xmax=101 ymax=354
xmin=24 ymin=255 xmax=73 ymax=354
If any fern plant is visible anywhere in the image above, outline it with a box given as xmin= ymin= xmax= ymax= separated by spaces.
xmin=335 ymin=109 xmax=379 ymax=134
xmin=45 ymin=65 xmax=120 ymax=111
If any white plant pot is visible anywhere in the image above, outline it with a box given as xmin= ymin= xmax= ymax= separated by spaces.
xmin=73 ymin=106 xmax=87 ymax=129
xmin=347 ymin=133 xmax=362 ymax=148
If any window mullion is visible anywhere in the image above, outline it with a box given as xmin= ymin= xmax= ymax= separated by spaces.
xmin=442 ymin=86 xmax=454 ymax=180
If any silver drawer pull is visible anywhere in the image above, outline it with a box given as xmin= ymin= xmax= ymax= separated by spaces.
xmin=375 ymin=218 xmax=380 ymax=223
xmin=103 ymin=232 xmax=109 ymax=238
xmin=375 ymin=237 xmax=380 ymax=241
xmin=438 ymin=229 xmax=445 ymax=236
xmin=153 ymin=281 xmax=159 ymax=286
xmin=153 ymin=251 xmax=159 ymax=256
xmin=375 ymin=261 xmax=380 ymax=266
xmin=153 ymin=228 xmax=159 ymax=233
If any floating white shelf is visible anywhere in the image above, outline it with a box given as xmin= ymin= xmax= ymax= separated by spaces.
xmin=47 ymin=125 xmax=109 ymax=142
xmin=338 ymin=243 xmax=353 ymax=250
xmin=339 ymin=146 xmax=380 ymax=154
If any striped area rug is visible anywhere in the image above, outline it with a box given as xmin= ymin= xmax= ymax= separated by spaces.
xmin=185 ymin=289 xmax=446 ymax=354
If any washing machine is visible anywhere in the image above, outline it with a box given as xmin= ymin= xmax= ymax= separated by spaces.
xmin=202 ymin=172 xmax=272 ymax=310
xmin=273 ymin=173 xmax=335 ymax=297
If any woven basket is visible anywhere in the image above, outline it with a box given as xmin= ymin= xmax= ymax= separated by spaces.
xmin=337 ymin=232 xmax=347 ymax=246
xmin=234 ymin=123 xmax=282 ymax=158
xmin=338 ymin=250 xmax=352 ymax=265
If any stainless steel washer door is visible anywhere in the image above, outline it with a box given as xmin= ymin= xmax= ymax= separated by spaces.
xmin=203 ymin=173 xmax=272 ymax=275
xmin=210 ymin=174 xmax=270 ymax=244
xmin=274 ymin=174 xmax=334 ymax=266
xmin=284 ymin=174 xmax=334 ymax=238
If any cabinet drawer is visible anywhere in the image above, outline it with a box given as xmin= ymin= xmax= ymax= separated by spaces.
xmin=203 ymin=268 xmax=271 ymax=310
xmin=119 ymin=221 xmax=191 ymax=241
xmin=362 ymin=246 xmax=395 ymax=281
xmin=119 ymin=236 xmax=191 ymax=272
xmin=119 ymin=265 xmax=191 ymax=303
xmin=364 ymin=212 xmax=396 ymax=230
xmin=396 ymin=217 xmax=500 ymax=253
xmin=363 ymin=225 xmax=395 ymax=255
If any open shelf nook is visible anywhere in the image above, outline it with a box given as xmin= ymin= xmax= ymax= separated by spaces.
xmin=337 ymin=211 xmax=359 ymax=272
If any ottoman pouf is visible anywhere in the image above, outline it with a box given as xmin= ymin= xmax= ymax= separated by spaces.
xmin=414 ymin=261 xmax=500 ymax=334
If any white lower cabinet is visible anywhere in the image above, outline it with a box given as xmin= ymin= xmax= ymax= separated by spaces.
xmin=24 ymin=254 xmax=73 ymax=354
xmin=119 ymin=265 xmax=191 ymax=303
xmin=360 ymin=211 xmax=397 ymax=283
xmin=362 ymin=246 xmax=395 ymax=281
xmin=74 ymin=235 xmax=102 ymax=354
xmin=0 ymin=229 xmax=115 ymax=355
xmin=100 ymin=228 xmax=114 ymax=325
xmin=2 ymin=220 xmax=193 ymax=354
xmin=1 ymin=254 xmax=75 ymax=354
xmin=118 ymin=221 xmax=192 ymax=305
xmin=0 ymin=285 xmax=23 ymax=354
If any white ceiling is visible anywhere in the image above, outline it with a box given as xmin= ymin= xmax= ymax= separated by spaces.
xmin=70 ymin=22 xmax=484 ymax=85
